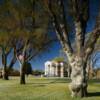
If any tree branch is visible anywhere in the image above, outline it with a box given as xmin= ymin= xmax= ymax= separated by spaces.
xmin=6 ymin=48 xmax=12 ymax=56
xmin=26 ymin=38 xmax=57 ymax=62
xmin=8 ymin=57 xmax=16 ymax=70
xmin=85 ymin=28 xmax=100 ymax=62
xmin=48 ymin=0 xmax=74 ymax=63
xmin=60 ymin=0 xmax=73 ymax=52
xmin=71 ymin=0 xmax=89 ymax=56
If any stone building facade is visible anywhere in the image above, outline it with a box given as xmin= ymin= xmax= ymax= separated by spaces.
xmin=44 ymin=61 xmax=71 ymax=77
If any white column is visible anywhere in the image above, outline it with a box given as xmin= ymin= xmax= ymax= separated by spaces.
xmin=45 ymin=65 xmax=47 ymax=76
xmin=50 ymin=63 xmax=55 ymax=77
xmin=51 ymin=66 xmax=54 ymax=77
xmin=48 ymin=65 xmax=50 ymax=76
xmin=44 ymin=62 xmax=49 ymax=76
xmin=60 ymin=62 xmax=64 ymax=78
xmin=52 ymin=66 xmax=55 ymax=76
xmin=49 ymin=64 xmax=52 ymax=77
xmin=54 ymin=66 xmax=56 ymax=77
xmin=55 ymin=63 xmax=58 ymax=77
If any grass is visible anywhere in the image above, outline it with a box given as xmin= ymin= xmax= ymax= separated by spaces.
xmin=0 ymin=76 xmax=100 ymax=100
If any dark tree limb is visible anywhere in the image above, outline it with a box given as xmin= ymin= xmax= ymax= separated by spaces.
xmin=48 ymin=0 xmax=73 ymax=56
xmin=85 ymin=28 xmax=100 ymax=62
xmin=70 ymin=0 xmax=89 ymax=56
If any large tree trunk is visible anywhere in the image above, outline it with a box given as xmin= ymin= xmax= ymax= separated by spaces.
xmin=69 ymin=69 xmax=88 ymax=97
xmin=20 ymin=62 xmax=26 ymax=84
xmin=68 ymin=56 xmax=88 ymax=97
xmin=48 ymin=0 xmax=100 ymax=98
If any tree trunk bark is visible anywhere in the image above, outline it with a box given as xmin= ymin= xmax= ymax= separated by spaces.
xmin=20 ymin=63 xmax=25 ymax=84
xmin=2 ymin=53 xmax=9 ymax=80
xmin=68 ymin=56 xmax=88 ymax=97
xmin=2 ymin=68 xmax=9 ymax=80
xmin=69 ymin=73 xmax=88 ymax=97
xmin=67 ymin=66 xmax=71 ymax=78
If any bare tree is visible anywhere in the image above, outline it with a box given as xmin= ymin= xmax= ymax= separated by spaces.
xmin=45 ymin=0 xmax=100 ymax=97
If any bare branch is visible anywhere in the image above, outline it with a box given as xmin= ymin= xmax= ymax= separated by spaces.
xmin=60 ymin=0 xmax=73 ymax=52
xmin=85 ymin=28 xmax=100 ymax=62
xmin=84 ymin=9 xmax=100 ymax=61
xmin=26 ymin=38 xmax=57 ymax=62
xmin=48 ymin=0 xmax=76 ymax=64
xmin=8 ymin=57 xmax=16 ymax=70
xmin=70 ymin=0 xmax=89 ymax=56
xmin=48 ymin=0 xmax=73 ymax=54
xmin=6 ymin=48 xmax=12 ymax=56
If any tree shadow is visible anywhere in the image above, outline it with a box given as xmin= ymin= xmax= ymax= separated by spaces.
xmin=27 ymin=82 xmax=50 ymax=85
xmin=46 ymin=78 xmax=70 ymax=84
xmin=87 ymin=92 xmax=100 ymax=97
xmin=34 ymin=84 xmax=46 ymax=87
xmin=27 ymin=80 xmax=69 ymax=85
xmin=27 ymin=78 xmax=71 ymax=86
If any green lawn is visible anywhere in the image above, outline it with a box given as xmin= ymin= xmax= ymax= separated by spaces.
xmin=0 ymin=76 xmax=100 ymax=100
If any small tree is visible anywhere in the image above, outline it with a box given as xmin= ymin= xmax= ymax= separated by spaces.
xmin=7 ymin=0 xmax=54 ymax=84
xmin=0 ymin=0 xmax=54 ymax=84
xmin=24 ymin=62 xmax=32 ymax=76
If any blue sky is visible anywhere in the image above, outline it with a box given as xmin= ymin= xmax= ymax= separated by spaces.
xmin=0 ymin=0 xmax=100 ymax=70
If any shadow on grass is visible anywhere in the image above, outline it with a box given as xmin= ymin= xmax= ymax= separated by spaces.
xmin=34 ymin=84 xmax=46 ymax=87
xmin=27 ymin=79 xmax=70 ymax=86
xmin=87 ymin=92 xmax=100 ymax=97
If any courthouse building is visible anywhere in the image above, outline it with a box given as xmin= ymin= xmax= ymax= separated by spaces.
xmin=44 ymin=61 xmax=71 ymax=77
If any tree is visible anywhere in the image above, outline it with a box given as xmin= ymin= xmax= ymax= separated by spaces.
xmin=24 ymin=62 xmax=32 ymax=76
xmin=44 ymin=0 xmax=100 ymax=97
xmin=0 ymin=0 xmax=20 ymax=80
xmin=9 ymin=0 xmax=54 ymax=84
xmin=0 ymin=30 xmax=15 ymax=80
xmin=12 ymin=0 xmax=52 ymax=84
xmin=0 ymin=0 xmax=54 ymax=83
